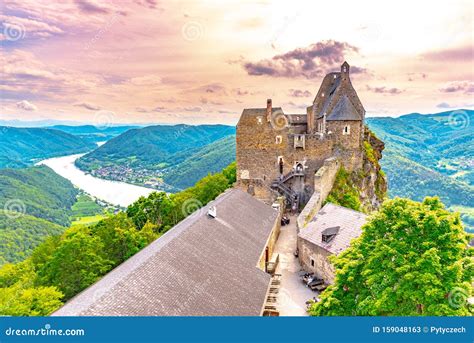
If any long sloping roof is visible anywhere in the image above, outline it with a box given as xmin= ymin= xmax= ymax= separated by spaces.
xmin=53 ymin=189 xmax=277 ymax=316
xmin=298 ymin=203 xmax=367 ymax=255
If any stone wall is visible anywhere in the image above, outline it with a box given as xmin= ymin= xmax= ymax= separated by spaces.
xmin=236 ymin=111 xmax=359 ymax=206
xmin=257 ymin=209 xmax=281 ymax=272
xmin=297 ymin=157 xmax=340 ymax=230
xmin=297 ymin=238 xmax=335 ymax=283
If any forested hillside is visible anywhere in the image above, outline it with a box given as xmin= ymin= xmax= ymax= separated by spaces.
xmin=0 ymin=212 xmax=65 ymax=265
xmin=76 ymin=125 xmax=236 ymax=191
xmin=0 ymin=166 xmax=79 ymax=265
xmin=367 ymin=109 xmax=474 ymax=230
xmin=0 ymin=166 xmax=78 ymax=226
xmin=163 ymin=135 xmax=236 ymax=189
xmin=0 ymin=127 xmax=96 ymax=168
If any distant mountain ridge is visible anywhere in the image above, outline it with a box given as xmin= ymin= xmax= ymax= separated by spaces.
xmin=0 ymin=126 xmax=97 ymax=168
xmin=47 ymin=125 xmax=139 ymax=143
xmin=367 ymin=109 xmax=473 ymax=230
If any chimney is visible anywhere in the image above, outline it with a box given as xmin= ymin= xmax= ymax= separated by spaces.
xmin=341 ymin=61 xmax=350 ymax=81
xmin=266 ymin=99 xmax=272 ymax=122
xmin=207 ymin=206 xmax=217 ymax=218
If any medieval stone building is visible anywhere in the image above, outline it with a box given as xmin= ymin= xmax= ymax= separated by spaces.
xmin=236 ymin=61 xmax=365 ymax=209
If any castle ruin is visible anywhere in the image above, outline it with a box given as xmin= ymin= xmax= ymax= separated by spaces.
xmin=236 ymin=61 xmax=366 ymax=210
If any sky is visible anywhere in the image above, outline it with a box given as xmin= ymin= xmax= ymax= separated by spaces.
xmin=1 ymin=0 xmax=473 ymax=125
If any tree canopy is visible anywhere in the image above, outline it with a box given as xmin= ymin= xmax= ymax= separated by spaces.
xmin=310 ymin=197 xmax=473 ymax=316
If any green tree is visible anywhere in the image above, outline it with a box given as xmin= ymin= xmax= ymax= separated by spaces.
xmin=0 ymin=285 xmax=63 ymax=316
xmin=92 ymin=213 xmax=156 ymax=264
xmin=222 ymin=162 xmax=236 ymax=184
xmin=310 ymin=197 xmax=473 ymax=316
xmin=36 ymin=228 xmax=113 ymax=300
xmin=126 ymin=192 xmax=174 ymax=230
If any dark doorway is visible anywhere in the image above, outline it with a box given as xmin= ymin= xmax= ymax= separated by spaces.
xmin=278 ymin=158 xmax=283 ymax=174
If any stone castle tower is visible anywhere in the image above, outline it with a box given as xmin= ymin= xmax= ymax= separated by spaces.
xmin=236 ymin=61 xmax=366 ymax=210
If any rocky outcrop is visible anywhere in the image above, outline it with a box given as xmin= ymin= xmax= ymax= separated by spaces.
xmin=358 ymin=127 xmax=387 ymax=211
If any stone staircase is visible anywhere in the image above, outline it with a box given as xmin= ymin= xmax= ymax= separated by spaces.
xmin=271 ymin=169 xmax=304 ymax=210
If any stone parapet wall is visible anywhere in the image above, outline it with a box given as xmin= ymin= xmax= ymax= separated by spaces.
xmin=297 ymin=157 xmax=340 ymax=231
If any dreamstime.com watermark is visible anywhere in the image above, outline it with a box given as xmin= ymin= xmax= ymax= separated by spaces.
xmin=181 ymin=198 xmax=204 ymax=219
xmin=3 ymin=199 xmax=26 ymax=219
xmin=4 ymin=323 xmax=85 ymax=337
xmin=2 ymin=22 xmax=26 ymax=41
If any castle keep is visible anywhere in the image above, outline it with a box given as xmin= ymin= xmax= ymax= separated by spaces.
xmin=236 ymin=62 xmax=365 ymax=209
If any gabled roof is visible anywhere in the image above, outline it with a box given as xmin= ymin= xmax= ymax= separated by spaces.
xmin=53 ymin=189 xmax=278 ymax=316
xmin=312 ymin=63 xmax=365 ymax=121
xmin=298 ymin=203 xmax=367 ymax=255
xmin=326 ymin=94 xmax=363 ymax=121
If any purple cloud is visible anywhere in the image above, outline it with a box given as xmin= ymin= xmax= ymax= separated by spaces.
xmin=366 ymin=85 xmax=403 ymax=95
xmin=439 ymin=81 xmax=474 ymax=94
xmin=243 ymin=40 xmax=360 ymax=79
xmin=74 ymin=102 xmax=101 ymax=111
xmin=75 ymin=0 xmax=110 ymax=14
xmin=289 ymin=89 xmax=311 ymax=98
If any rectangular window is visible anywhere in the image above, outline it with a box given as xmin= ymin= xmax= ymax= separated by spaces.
xmin=310 ymin=257 xmax=315 ymax=267
xmin=275 ymin=135 xmax=282 ymax=144
xmin=343 ymin=125 xmax=350 ymax=135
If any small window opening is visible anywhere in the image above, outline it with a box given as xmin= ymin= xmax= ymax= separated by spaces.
xmin=278 ymin=157 xmax=284 ymax=174
xmin=343 ymin=125 xmax=350 ymax=135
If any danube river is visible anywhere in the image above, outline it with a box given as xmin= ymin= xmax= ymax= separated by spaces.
xmin=38 ymin=154 xmax=154 ymax=207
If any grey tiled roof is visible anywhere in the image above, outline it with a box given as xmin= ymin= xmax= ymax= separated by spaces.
xmin=326 ymin=95 xmax=362 ymax=121
xmin=53 ymin=189 xmax=277 ymax=316
xmin=298 ymin=203 xmax=367 ymax=255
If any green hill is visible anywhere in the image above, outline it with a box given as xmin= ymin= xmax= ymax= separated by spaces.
xmin=367 ymin=109 xmax=474 ymax=230
xmin=0 ymin=126 xmax=96 ymax=168
xmin=0 ymin=166 xmax=80 ymax=265
xmin=76 ymin=124 xmax=236 ymax=191
xmin=0 ymin=166 xmax=78 ymax=226
xmin=163 ymin=135 xmax=236 ymax=189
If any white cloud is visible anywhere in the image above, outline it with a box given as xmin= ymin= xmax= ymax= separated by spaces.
xmin=16 ymin=100 xmax=37 ymax=111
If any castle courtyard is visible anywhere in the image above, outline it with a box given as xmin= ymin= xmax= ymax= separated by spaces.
xmin=274 ymin=215 xmax=315 ymax=316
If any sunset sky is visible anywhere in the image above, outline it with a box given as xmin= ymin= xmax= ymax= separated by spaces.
xmin=1 ymin=0 xmax=473 ymax=125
